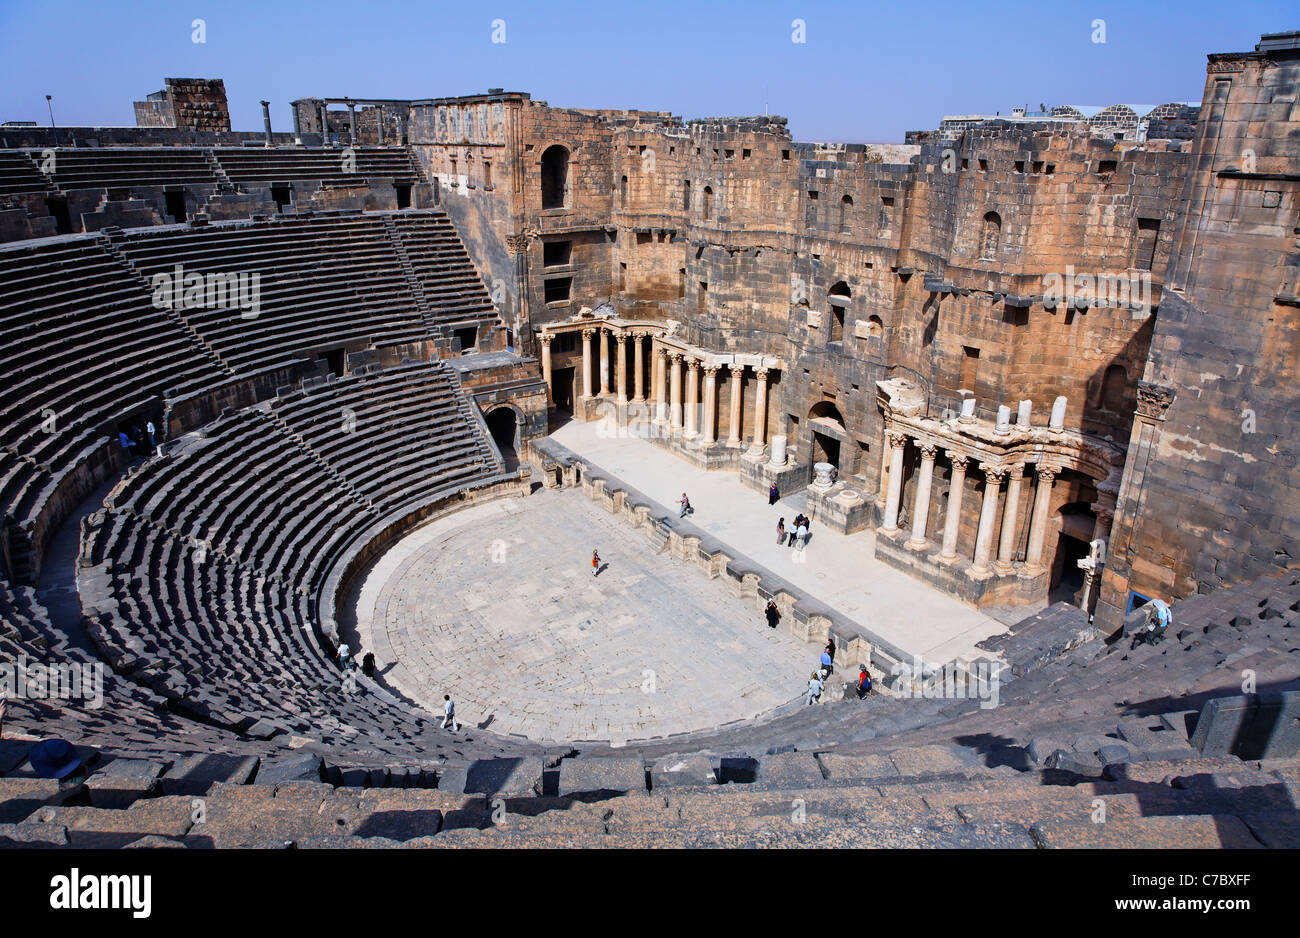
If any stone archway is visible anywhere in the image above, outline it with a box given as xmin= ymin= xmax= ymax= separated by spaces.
xmin=807 ymin=401 xmax=846 ymax=476
xmin=485 ymin=406 xmax=522 ymax=471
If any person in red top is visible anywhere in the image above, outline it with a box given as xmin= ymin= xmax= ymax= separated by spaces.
xmin=856 ymin=666 xmax=872 ymax=699
xmin=592 ymin=549 xmax=601 ymax=577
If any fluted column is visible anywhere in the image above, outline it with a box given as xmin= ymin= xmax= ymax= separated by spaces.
xmin=581 ymin=329 xmax=595 ymax=398
xmin=632 ymin=332 xmax=646 ymax=403
xmin=702 ymin=364 xmax=719 ymax=444
xmin=748 ymin=368 xmax=769 ymax=454
xmin=1023 ymin=465 xmax=1058 ymax=574
xmin=970 ymin=464 xmax=1007 ymax=576
xmin=654 ymin=346 xmax=668 ymax=424
xmin=669 ymin=353 xmax=684 ymax=431
xmin=906 ymin=443 xmax=938 ymax=550
xmin=995 ymin=464 xmax=1025 ymax=574
xmin=727 ymin=363 xmax=744 ymax=446
xmin=599 ymin=328 xmax=610 ymax=395
xmin=684 ymin=358 xmax=700 ymax=438
xmin=539 ymin=334 xmax=553 ymax=402
xmin=880 ymin=431 xmax=908 ymax=534
xmin=615 ymin=333 xmax=629 ymax=405
xmin=938 ymin=453 xmax=969 ymax=563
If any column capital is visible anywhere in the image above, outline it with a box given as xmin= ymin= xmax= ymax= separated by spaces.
xmin=947 ymin=451 xmax=970 ymax=470
xmin=1006 ymin=462 xmax=1025 ymax=482
xmin=886 ymin=430 xmax=909 ymax=449
xmin=656 ymin=345 xmax=668 ymax=359
xmin=615 ymin=332 xmax=627 ymax=345
xmin=632 ymin=329 xmax=647 ymax=340
xmin=581 ymin=328 xmax=595 ymax=339
xmin=669 ymin=351 xmax=683 ymax=363
xmin=538 ymin=332 xmax=553 ymax=346
xmin=687 ymin=357 xmax=700 ymax=371
xmin=727 ymin=361 xmax=745 ymax=376
xmin=702 ymin=363 xmax=720 ymax=377
xmin=1036 ymin=464 xmax=1060 ymax=483
xmin=753 ymin=367 xmax=770 ymax=380
xmin=918 ymin=442 xmax=938 ymax=460
xmin=982 ymin=463 xmax=1009 ymax=484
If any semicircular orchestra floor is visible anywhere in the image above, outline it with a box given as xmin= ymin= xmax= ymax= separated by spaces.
xmin=352 ymin=489 xmax=815 ymax=746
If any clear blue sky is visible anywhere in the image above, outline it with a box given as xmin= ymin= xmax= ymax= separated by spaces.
xmin=1 ymin=0 xmax=1293 ymax=142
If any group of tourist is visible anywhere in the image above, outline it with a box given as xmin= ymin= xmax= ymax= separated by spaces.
xmin=336 ymin=642 xmax=461 ymax=732
xmin=117 ymin=420 xmax=159 ymax=459
xmin=802 ymin=639 xmax=873 ymax=704
xmin=776 ymin=514 xmax=812 ymax=550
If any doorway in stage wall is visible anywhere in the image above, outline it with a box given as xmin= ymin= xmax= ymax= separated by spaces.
xmin=1050 ymin=502 xmax=1098 ymax=604
xmin=806 ymin=401 xmax=846 ymax=477
xmin=550 ymin=366 xmax=575 ymax=427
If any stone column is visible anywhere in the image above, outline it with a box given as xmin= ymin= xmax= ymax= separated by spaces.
xmin=970 ymin=464 xmax=1007 ymax=576
xmin=669 ymin=353 xmax=684 ymax=431
xmin=348 ymin=101 xmax=358 ymax=146
xmin=1023 ymin=465 xmax=1058 ymax=574
xmin=632 ymin=332 xmax=646 ymax=403
xmin=319 ymin=104 xmax=330 ymax=144
xmin=581 ymin=329 xmax=595 ymax=398
xmin=727 ymin=363 xmax=744 ymax=446
xmin=876 ymin=427 xmax=892 ymax=508
xmin=938 ymin=453 xmax=969 ymax=563
xmin=260 ymin=100 xmax=273 ymax=146
xmin=880 ymin=431 xmax=909 ymax=534
xmin=748 ymin=368 xmax=769 ymax=454
xmin=377 ymin=106 xmax=385 ymax=145
xmin=539 ymin=333 xmax=553 ymax=401
xmin=906 ymin=443 xmax=938 ymax=550
xmin=615 ymin=333 xmax=628 ymax=405
xmin=599 ymin=329 xmax=610 ymax=395
xmin=702 ymin=364 xmax=719 ymax=444
xmin=684 ymin=359 xmax=700 ymax=438
xmin=995 ymin=464 xmax=1025 ymax=574
xmin=654 ymin=346 xmax=668 ymax=424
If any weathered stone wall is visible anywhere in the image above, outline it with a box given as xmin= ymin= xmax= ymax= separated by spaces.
xmin=1098 ymin=41 xmax=1300 ymax=625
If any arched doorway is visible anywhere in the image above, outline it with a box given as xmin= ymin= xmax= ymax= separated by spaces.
xmin=807 ymin=401 xmax=846 ymax=476
xmin=486 ymin=407 xmax=521 ymax=471
xmin=1050 ymin=501 xmax=1097 ymax=604
xmin=540 ymin=145 xmax=569 ymax=209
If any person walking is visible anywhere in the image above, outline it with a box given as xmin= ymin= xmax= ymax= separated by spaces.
xmin=796 ymin=520 xmax=809 ymax=550
xmin=805 ymin=671 xmax=823 ymax=706
xmin=146 ymin=420 xmax=157 ymax=450
xmin=776 ymin=517 xmax=786 ymax=545
xmin=764 ymin=598 xmax=780 ymax=629
xmin=592 ymin=549 xmax=601 ymax=577
xmin=768 ymin=481 xmax=780 ymax=506
xmin=677 ymin=493 xmax=692 ymax=518
xmin=442 ymin=694 xmax=460 ymax=732
xmin=819 ymin=647 xmax=834 ymax=678
xmin=337 ymin=642 xmax=351 ymax=670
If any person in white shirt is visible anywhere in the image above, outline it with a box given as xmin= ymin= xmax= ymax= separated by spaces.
xmin=442 ymin=694 xmax=460 ymax=731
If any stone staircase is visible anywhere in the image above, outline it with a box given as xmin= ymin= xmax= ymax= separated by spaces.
xmin=2 ymin=739 xmax=1295 ymax=848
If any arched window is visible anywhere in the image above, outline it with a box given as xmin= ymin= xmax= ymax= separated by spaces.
xmin=979 ymin=212 xmax=1001 ymax=259
xmin=866 ymin=314 xmax=883 ymax=338
xmin=1100 ymin=363 xmax=1128 ymax=411
xmin=827 ymin=281 xmax=850 ymax=343
xmin=702 ymin=186 xmax=713 ymax=220
xmin=839 ymin=195 xmax=853 ymax=232
xmin=541 ymin=145 xmax=569 ymax=209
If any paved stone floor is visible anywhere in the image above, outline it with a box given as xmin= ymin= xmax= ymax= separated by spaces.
xmin=353 ymin=492 xmax=814 ymax=746
xmin=551 ymin=416 xmax=1012 ymax=663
